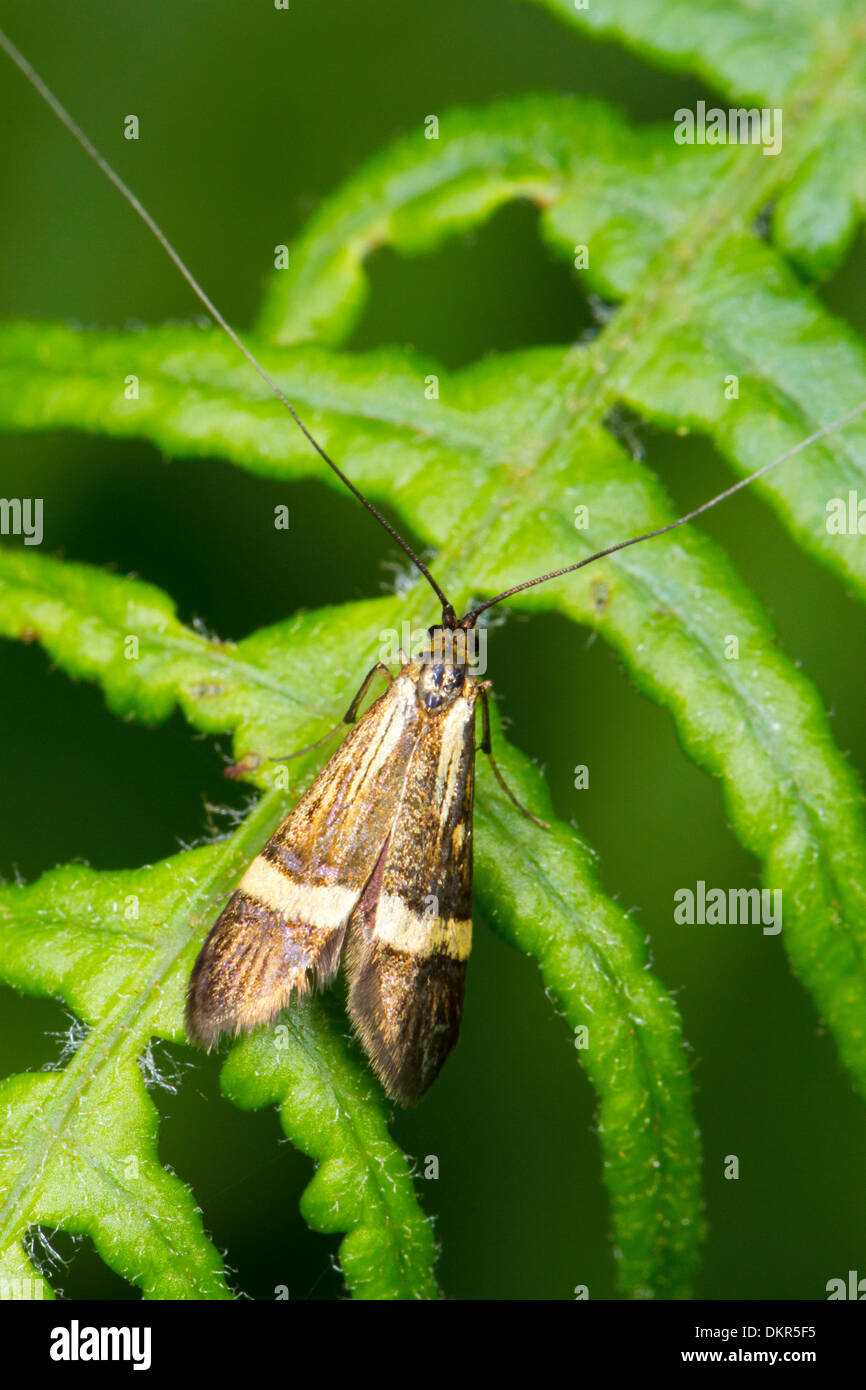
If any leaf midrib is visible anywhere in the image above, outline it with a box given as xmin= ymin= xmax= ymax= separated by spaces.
xmin=370 ymin=27 xmax=866 ymax=961
xmin=0 ymin=785 xmax=431 ymax=1297
xmin=0 ymin=801 xmax=280 ymax=1269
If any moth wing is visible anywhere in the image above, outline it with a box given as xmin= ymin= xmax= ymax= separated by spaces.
xmin=186 ymin=673 xmax=422 ymax=1047
xmin=345 ymin=686 xmax=477 ymax=1105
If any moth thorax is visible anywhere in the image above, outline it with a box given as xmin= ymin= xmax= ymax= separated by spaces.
xmin=416 ymin=661 xmax=467 ymax=712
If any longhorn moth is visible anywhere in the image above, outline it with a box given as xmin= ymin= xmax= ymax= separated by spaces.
xmin=2 ymin=27 xmax=864 ymax=1102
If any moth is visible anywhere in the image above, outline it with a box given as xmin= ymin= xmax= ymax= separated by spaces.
xmin=4 ymin=26 xmax=865 ymax=1103
xmin=187 ymin=642 xmax=492 ymax=1104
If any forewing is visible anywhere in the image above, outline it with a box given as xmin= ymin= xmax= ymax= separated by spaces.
xmin=345 ymin=687 xmax=477 ymax=1104
xmin=186 ymin=673 xmax=422 ymax=1046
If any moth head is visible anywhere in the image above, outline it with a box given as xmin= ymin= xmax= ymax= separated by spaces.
xmin=416 ymin=658 xmax=467 ymax=712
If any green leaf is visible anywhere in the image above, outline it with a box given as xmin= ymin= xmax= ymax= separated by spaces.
xmin=0 ymin=550 xmax=703 ymax=1297
xmin=530 ymin=0 xmax=866 ymax=275
xmin=221 ymin=1014 xmax=439 ymax=1300
xmin=474 ymin=742 xmax=703 ymax=1299
xmin=0 ymin=846 xmax=231 ymax=1300
xmin=0 ymin=778 xmax=437 ymax=1301
xmin=3 ymin=98 xmax=865 ymax=604
xmin=250 ymin=92 xmax=866 ymax=603
xmin=3 ymin=296 xmax=866 ymax=1119
xmin=3 ymin=14 xmax=866 ymax=1300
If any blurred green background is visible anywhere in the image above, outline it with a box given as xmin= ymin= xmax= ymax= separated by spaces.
xmin=1 ymin=0 xmax=865 ymax=1301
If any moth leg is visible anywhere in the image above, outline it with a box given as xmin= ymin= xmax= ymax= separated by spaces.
xmin=268 ymin=662 xmax=395 ymax=765
xmin=268 ymin=724 xmax=345 ymax=765
xmin=343 ymin=661 xmax=394 ymax=723
xmin=479 ymin=685 xmax=550 ymax=830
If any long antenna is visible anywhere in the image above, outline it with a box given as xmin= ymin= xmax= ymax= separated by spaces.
xmin=3 ymin=28 xmax=865 ymax=637
xmin=462 ymin=401 xmax=866 ymax=625
xmin=0 ymin=26 xmax=455 ymax=619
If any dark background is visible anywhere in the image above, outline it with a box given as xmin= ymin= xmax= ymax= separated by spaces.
xmin=1 ymin=0 xmax=865 ymax=1300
